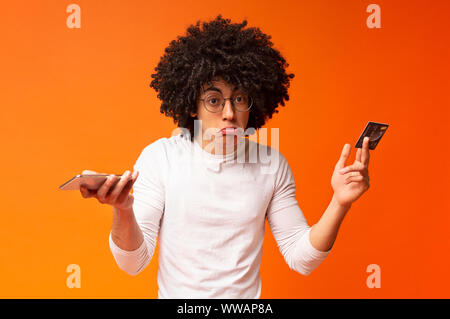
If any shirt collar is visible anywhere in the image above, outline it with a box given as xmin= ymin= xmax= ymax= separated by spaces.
xmin=192 ymin=137 xmax=246 ymax=173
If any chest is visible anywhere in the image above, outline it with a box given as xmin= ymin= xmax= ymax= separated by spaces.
xmin=164 ymin=158 xmax=273 ymax=228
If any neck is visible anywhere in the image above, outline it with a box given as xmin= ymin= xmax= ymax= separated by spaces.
xmin=195 ymin=133 xmax=238 ymax=156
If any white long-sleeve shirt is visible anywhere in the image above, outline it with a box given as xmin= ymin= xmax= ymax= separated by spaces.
xmin=109 ymin=133 xmax=331 ymax=298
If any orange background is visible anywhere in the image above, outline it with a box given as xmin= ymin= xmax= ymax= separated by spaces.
xmin=1 ymin=0 xmax=449 ymax=298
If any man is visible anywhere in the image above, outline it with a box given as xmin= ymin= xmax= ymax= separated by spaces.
xmin=80 ymin=15 xmax=370 ymax=298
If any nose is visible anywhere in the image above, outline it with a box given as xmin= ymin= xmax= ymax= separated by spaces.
xmin=221 ymin=99 xmax=235 ymax=121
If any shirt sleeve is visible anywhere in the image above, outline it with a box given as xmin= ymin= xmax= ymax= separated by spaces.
xmin=266 ymin=151 xmax=331 ymax=276
xmin=109 ymin=138 xmax=166 ymax=276
xmin=266 ymin=151 xmax=299 ymax=216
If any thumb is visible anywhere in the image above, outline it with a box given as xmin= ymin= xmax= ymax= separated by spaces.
xmin=336 ymin=144 xmax=351 ymax=169
xmin=82 ymin=170 xmax=98 ymax=175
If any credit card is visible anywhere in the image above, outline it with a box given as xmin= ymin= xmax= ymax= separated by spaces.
xmin=355 ymin=121 xmax=389 ymax=150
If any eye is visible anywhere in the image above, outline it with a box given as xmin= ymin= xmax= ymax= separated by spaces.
xmin=205 ymin=93 xmax=222 ymax=105
xmin=234 ymin=94 xmax=247 ymax=103
xmin=208 ymin=98 xmax=219 ymax=105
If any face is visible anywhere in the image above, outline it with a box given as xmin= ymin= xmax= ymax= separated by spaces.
xmin=191 ymin=76 xmax=251 ymax=155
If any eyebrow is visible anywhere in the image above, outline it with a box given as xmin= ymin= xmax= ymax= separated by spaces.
xmin=203 ymin=86 xmax=240 ymax=94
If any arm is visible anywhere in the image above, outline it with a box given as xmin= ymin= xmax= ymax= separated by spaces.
xmin=267 ymin=137 xmax=371 ymax=276
xmin=266 ymin=151 xmax=331 ymax=276
xmin=109 ymin=140 xmax=166 ymax=276
xmin=109 ymin=206 xmax=153 ymax=276
xmin=111 ymin=206 xmax=144 ymax=251
xmin=267 ymin=204 xmax=331 ymax=276
xmin=310 ymin=136 xmax=372 ymax=251
xmin=309 ymin=194 xmax=351 ymax=252
xmin=268 ymin=195 xmax=350 ymax=276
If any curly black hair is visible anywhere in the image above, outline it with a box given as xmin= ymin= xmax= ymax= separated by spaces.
xmin=149 ymin=14 xmax=295 ymax=141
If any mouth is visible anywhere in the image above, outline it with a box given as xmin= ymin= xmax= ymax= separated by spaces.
xmin=219 ymin=127 xmax=238 ymax=135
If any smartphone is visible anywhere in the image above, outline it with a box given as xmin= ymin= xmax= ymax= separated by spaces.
xmin=355 ymin=121 xmax=389 ymax=150
xmin=59 ymin=174 xmax=122 ymax=191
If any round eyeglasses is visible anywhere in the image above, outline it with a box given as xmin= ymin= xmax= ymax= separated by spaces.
xmin=199 ymin=92 xmax=253 ymax=113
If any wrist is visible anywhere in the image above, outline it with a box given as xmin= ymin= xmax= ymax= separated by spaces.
xmin=113 ymin=205 xmax=134 ymax=218
xmin=331 ymin=194 xmax=352 ymax=214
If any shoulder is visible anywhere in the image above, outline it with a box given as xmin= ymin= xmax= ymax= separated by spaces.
xmin=245 ymin=139 xmax=288 ymax=175
xmin=138 ymin=133 xmax=191 ymax=161
xmin=139 ymin=137 xmax=167 ymax=158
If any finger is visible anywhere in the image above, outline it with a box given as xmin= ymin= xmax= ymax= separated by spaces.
xmin=80 ymin=170 xmax=100 ymax=197
xmin=82 ymin=170 xmax=98 ymax=175
xmin=356 ymin=147 xmax=362 ymax=163
xmin=344 ymin=171 xmax=363 ymax=178
xmin=361 ymin=136 xmax=370 ymax=166
xmin=107 ymin=171 xmax=132 ymax=202
xmin=116 ymin=171 xmax=139 ymax=203
xmin=345 ymin=175 xmax=365 ymax=184
xmin=97 ymin=175 xmax=119 ymax=202
xmin=128 ymin=171 xmax=139 ymax=188
xmin=339 ymin=162 xmax=364 ymax=174
xmin=80 ymin=185 xmax=94 ymax=198
xmin=336 ymin=143 xmax=351 ymax=170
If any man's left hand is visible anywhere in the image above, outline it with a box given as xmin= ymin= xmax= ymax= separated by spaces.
xmin=332 ymin=136 xmax=371 ymax=207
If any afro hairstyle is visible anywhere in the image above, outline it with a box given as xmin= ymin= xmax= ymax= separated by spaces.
xmin=149 ymin=14 xmax=295 ymax=141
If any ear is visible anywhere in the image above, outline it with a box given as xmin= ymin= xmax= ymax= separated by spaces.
xmin=190 ymin=111 xmax=197 ymax=118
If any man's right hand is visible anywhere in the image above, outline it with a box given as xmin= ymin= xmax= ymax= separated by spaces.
xmin=79 ymin=169 xmax=139 ymax=211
